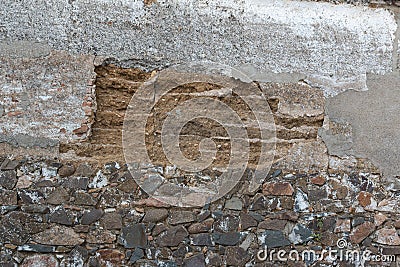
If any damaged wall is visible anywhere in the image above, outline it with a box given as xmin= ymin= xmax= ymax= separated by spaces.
xmin=0 ymin=0 xmax=400 ymax=266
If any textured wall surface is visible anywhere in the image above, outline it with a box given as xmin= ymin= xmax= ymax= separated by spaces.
xmin=1 ymin=1 xmax=400 ymax=266
xmin=0 ymin=0 xmax=396 ymax=76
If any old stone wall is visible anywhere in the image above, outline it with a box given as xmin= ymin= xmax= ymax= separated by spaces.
xmin=0 ymin=0 xmax=400 ymax=266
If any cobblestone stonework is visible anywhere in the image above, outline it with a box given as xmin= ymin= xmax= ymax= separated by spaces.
xmin=0 ymin=152 xmax=398 ymax=266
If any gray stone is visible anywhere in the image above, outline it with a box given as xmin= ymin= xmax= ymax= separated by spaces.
xmin=352 ymin=217 xmax=366 ymax=227
xmin=250 ymin=195 xmax=268 ymax=211
xmin=129 ymin=247 xmax=144 ymax=264
xmin=289 ymin=224 xmax=314 ymax=245
xmin=46 ymin=187 xmax=69 ymax=205
xmin=214 ymin=214 xmax=239 ymax=233
xmin=183 ymin=253 xmax=205 ymax=267
xmin=258 ymin=230 xmax=291 ymax=248
xmin=168 ymin=210 xmax=196 ymax=225
xmin=88 ymin=170 xmax=108 ymax=188
xmin=240 ymin=232 xmax=255 ymax=251
xmin=308 ymin=188 xmax=328 ymax=202
xmin=17 ymin=244 xmax=56 ymax=253
xmin=19 ymin=189 xmax=45 ymax=204
xmin=258 ymin=219 xmax=288 ymax=231
xmin=119 ymin=224 xmax=147 ymax=248
xmin=21 ymin=205 xmax=50 ymax=213
xmin=74 ymin=191 xmax=97 ymax=206
xmin=74 ymin=164 xmax=94 ymax=177
xmin=0 ymin=170 xmax=17 ymax=189
xmin=0 ymin=211 xmax=47 ymax=245
xmin=152 ymin=223 xmax=167 ymax=236
xmin=0 ymin=189 xmax=17 ymax=205
xmin=0 ymin=159 xmax=19 ymax=170
xmin=156 ymin=226 xmax=189 ymax=247
xmin=0 ymin=205 xmax=18 ymax=215
xmin=49 ymin=207 xmax=73 ymax=225
xmin=157 ymin=261 xmax=177 ymax=267
xmin=206 ymin=252 xmax=222 ymax=267
xmin=197 ymin=210 xmax=211 ymax=222
xmin=63 ymin=177 xmax=89 ymax=190
xmin=191 ymin=233 xmax=214 ymax=246
xmin=224 ymin=197 xmax=243 ymax=210
xmin=81 ymin=209 xmax=103 ymax=225
xmin=213 ymin=232 xmax=241 ymax=246
xmin=141 ymin=173 xmax=164 ymax=195
xmin=41 ymin=166 xmax=58 ymax=178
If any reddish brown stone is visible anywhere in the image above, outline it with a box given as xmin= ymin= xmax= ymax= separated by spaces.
xmin=357 ymin=191 xmax=373 ymax=207
xmin=133 ymin=198 xmax=170 ymax=208
xmin=262 ymin=182 xmax=294 ymax=196
xmin=375 ymin=228 xmax=400 ymax=245
xmin=239 ymin=213 xmax=258 ymax=230
xmin=321 ymin=232 xmax=339 ymax=247
xmin=73 ymin=124 xmax=89 ymax=135
xmin=271 ymin=211 xmax=299 ymax=221
xmin=33 ymin=226 xmax=84 ymax=246
xmin=142 ymin=208 xmax=169 ymax=223
xmin=334 ymin=218 xmax=351 ymax=233
xmin=374 ymin=213 xmax=387 ymax=227
xmin=350 ymin=221 xmax=375 ymax=244
xmin=258 ymin=219 xmax=287 ymax=231
xmin=22 ymin=255 xmax=58 ymax=267
xmin=97 ymin=249 xmax=125 ymax=267
xmin=310 ymin=176 xmax=326 ymax=186
xmin=336 ymin=186 xmax=348 ymax=200
xmin=86 ymin=229 xmax=116 ymax=244
xmin=188 ymin=218 xmax=214 ymax=234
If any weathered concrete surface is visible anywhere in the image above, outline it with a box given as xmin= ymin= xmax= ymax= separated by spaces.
xmin=0 ymin=0 xmax=397 ymax=77
xmin=0 ymin=41 xmax=51 ymax=59
xmin=321 ymin=72 xmax=400 ymax=187
xmin=0 ymin=0 xmax=397 ymax=153
xmin=0 ymin=51 xmax=96 ymax=147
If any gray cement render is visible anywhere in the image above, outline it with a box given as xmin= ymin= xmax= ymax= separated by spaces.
xmin=0 ymin=0 xmax=397 ymax=77
xmin=322 ymin=72 xmax=400 ymax=186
